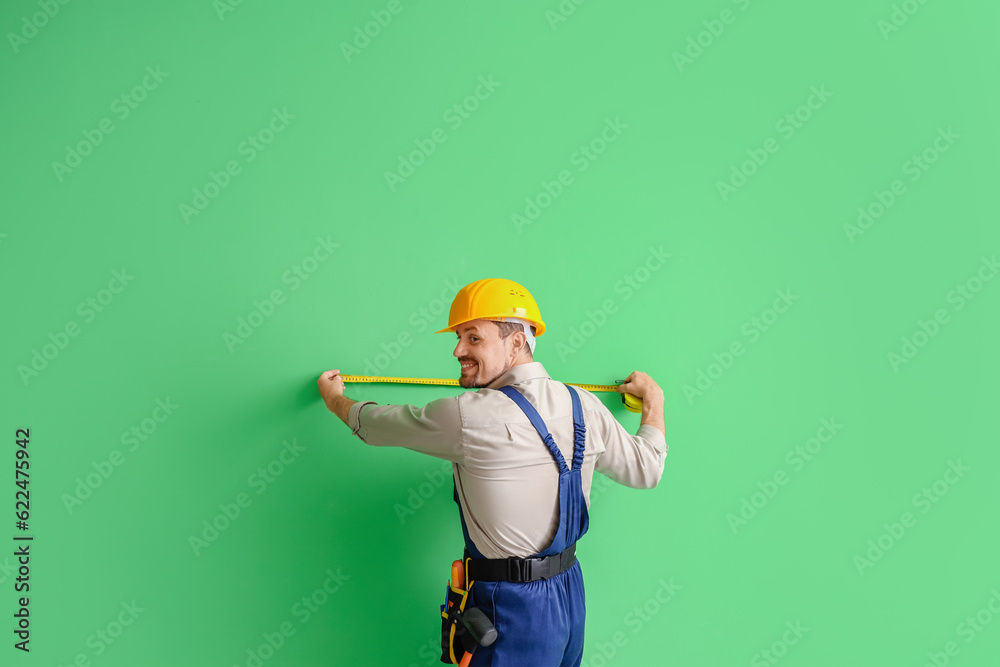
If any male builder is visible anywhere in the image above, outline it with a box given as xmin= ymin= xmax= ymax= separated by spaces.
xmin=317 ymin=278 xmax=667 ymax=666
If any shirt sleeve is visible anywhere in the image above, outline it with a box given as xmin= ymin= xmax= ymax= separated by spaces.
xmin=593 ymin=407 xmax=667 ymax=490
xmin=347 ymin=395 xmax=465 ymax=463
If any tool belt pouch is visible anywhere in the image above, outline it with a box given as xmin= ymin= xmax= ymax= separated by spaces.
xmin=439 ymin=580 xmax=470 ymax=664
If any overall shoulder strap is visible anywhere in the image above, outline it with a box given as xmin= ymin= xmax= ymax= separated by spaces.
xmin=497 ymin=385 xmax=569 ymax=474
xmin=566 ymin=384 xmax=586 ymax=471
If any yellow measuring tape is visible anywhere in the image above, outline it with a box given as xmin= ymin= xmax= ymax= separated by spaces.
xmin=340 ymin=374 xmax=644 ymax=413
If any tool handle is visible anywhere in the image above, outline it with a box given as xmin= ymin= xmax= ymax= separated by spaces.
xmin=622 ymin=392 xmax=643 ymax=413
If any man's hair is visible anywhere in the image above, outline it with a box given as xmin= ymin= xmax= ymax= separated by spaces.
xmin=493 ymin=320 xmax=535 ymax=359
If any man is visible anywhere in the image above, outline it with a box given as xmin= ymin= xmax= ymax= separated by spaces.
xmin=317 ymin=278 xmax=667 ymax=666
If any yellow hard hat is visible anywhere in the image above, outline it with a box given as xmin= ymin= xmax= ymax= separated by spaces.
xmin=436 ymin=278 xmax=546 ymax=337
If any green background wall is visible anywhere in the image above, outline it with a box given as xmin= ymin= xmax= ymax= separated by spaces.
xmin=3 ymin=1 xmax=998 ymax=665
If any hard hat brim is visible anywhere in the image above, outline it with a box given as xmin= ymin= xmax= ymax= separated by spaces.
xmin=436 ymin=315 xmax=545 ymax=337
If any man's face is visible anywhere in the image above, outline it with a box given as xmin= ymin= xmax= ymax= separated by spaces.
xmin=453 ymin=319 xmax=523 ymax=388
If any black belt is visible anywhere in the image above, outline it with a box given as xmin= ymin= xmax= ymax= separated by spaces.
xmin=465 ymin=544 xmax=577 ymax=583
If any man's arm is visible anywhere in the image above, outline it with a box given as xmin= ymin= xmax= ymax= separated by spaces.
xmin=593 ymin=370 xmax=668 ymax=489
xmin=317 ymin=368 xmax=464 ymax=462
xmin=638 ymin=390 xmax=665 ymax=440
xmin=317 ymin=369 xmax=356 ymax=425
xmin=618 ymin=370 xmax=665 ymax=438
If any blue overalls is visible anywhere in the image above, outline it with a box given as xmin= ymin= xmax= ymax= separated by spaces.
xmin=453 ymin=383 xmax=590 ymax=666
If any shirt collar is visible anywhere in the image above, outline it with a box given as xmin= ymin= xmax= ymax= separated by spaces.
xmin=484 ymin=361 xmax=550 ymax=390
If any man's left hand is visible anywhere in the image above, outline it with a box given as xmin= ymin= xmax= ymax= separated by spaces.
xmin=317 ymin=368 xmax=345 ymax=409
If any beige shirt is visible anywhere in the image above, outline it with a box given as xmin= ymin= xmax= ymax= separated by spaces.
xmin=347 ymin=361 xmax=668 ymax=559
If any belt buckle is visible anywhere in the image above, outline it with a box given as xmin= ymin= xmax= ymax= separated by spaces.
xmin=506 ymin=556 xmax=530 ymax=583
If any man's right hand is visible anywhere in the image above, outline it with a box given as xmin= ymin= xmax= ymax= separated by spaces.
xmin=617 ymin=370 xmax=663 ymax=402
xmin=618 ymin=371 xmax=666 ymax=438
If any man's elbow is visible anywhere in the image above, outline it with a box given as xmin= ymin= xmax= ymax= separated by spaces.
xmin=639 ymin=460 xmax=666 ymax=489
xmin=639 ymin=473 xmax=663 ymax=490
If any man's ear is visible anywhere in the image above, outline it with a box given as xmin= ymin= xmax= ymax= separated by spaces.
xmin=515 ymin=331 xmax=529 ymax=358
xmin=505 ymin=331 xmax=521 ymax=358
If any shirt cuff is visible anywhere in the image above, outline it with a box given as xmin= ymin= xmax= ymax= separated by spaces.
xmin=637 ymin=423 xmax=668 ymax=453
xmin=348 ymin=401 xmax=378 ymax=439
